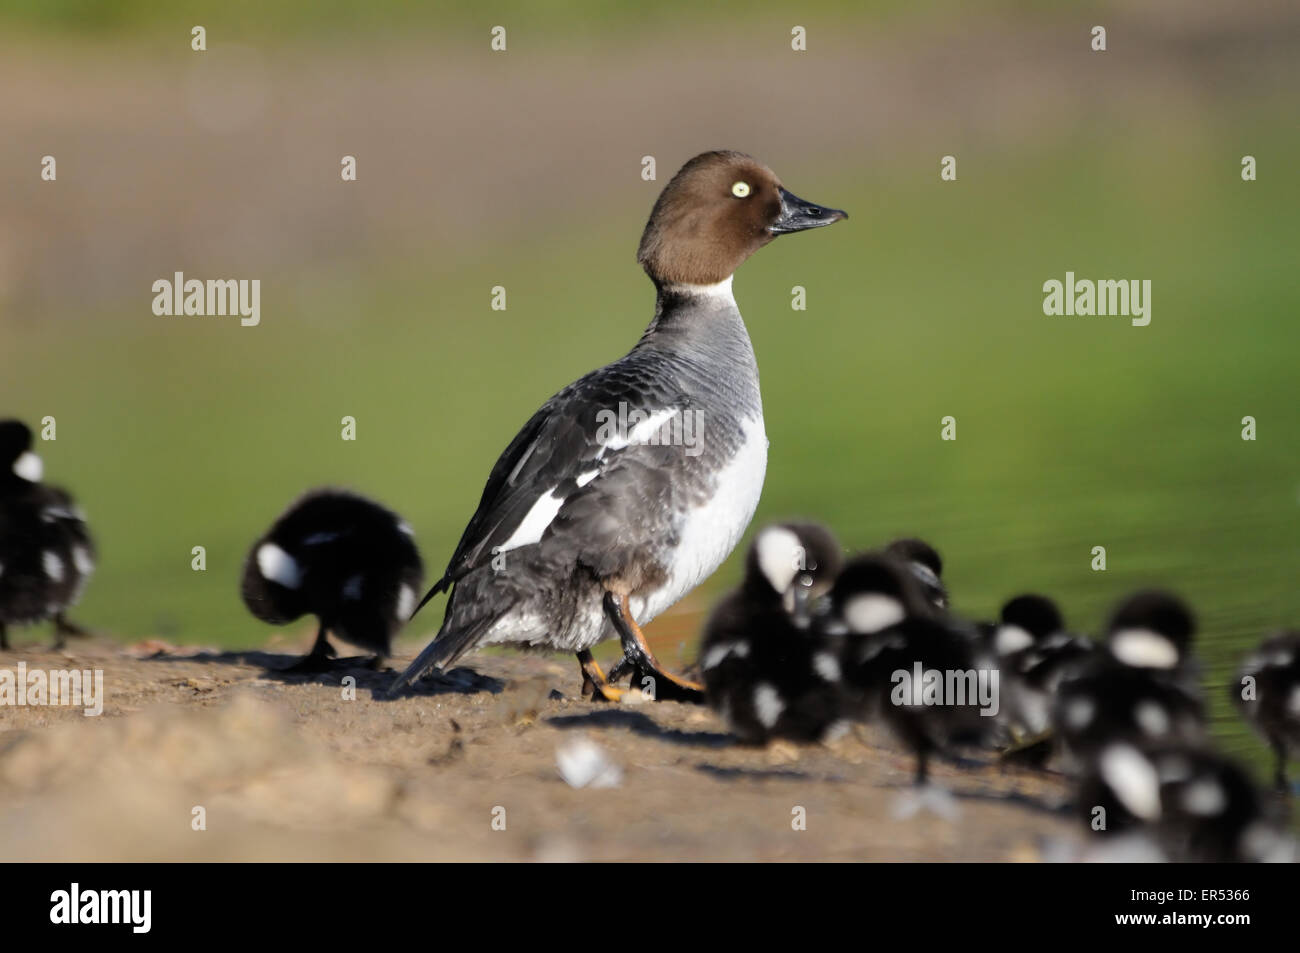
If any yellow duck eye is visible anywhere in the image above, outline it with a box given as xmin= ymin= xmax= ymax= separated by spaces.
xmin=731 ymin=181 xmax=751 ymax=198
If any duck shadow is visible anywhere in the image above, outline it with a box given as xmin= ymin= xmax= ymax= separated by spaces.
xmin=873 ymin=776 xmax=1071 ymax=817
xmin=694 ymin=763 xmax=835 ymax=782
xmin=138 ymin=649 xmax=503 ymax=697
xmin=547 ymin=708 xmax=733 ymax=749
xmin=950 ymin=786 xmax=1073 ymax=817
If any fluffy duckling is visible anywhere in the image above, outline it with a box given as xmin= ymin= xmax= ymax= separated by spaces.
xmin=988 ymin=594 xmax=1095 ymax=739
xmin=241 ymin=489 xmax=424 ymax=670
xmin=1074 ymin=742 xmax=1293 ymax=862
xmin=829 ymin=553 xmax=991 ymax=785
xmin=0 ymin=420 xmax=96 ymax=650
xmin=884 ymin=537 xmax=948 ymax=610
xmin=699 ymin=522 xmax=844 ymax=743
xmin=1232 ymin=630 xmax=1300 ymax=792
xmin=1053 ymin=591 xmax=1204 ymax=766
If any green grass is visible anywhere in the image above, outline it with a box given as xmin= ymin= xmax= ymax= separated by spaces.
xmin=3 ymin=118 xmax=1297 ymax=778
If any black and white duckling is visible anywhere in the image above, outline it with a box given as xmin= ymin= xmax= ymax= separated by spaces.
xmin=386 ymin=151 xmax=846 ymax=702
xmin=884 ymin=537 xmax=948 ymax=611
xmin=241 ymin=489 xmax=424 ymax=671
xmin=829 ymin=553 xmax=992 ymax=786
xmin=1074 ymin=742 xmax=1294 ymax=862
xmin=0 ymin=419 xmax=96 ymax=650
xmin=1104 ymin=589 xmax=1199 ymax=684
xmin=1232 ymin=630 xmax=1300 ymax=792
xmin=988 ymin=594 xmax=1095 ymax=740
xmin=699 ymin=522 xmax=844 ymax=744
xmin=1053 ymin=591 xmax=1204 ymax=766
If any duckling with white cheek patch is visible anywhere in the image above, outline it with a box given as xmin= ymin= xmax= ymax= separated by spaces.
xmin=830 ymin=554 xmax=990 ymax=787
xmin=0 ymin=419 xmax=96 ymax=651
xmin=988 ymin=594 xmax=1095 ymax=740
xmin=1053 ymin=591 xmax=1204 ymax=768
xmin=1104 ymin=589 xmax=1198 ymax=680
xmin=700 ymin=522 xmax=844 ymax=744
xmin=241 ymin=489 xmax=424 ymax=671
xmin=386 ymin=151 xmax=846 ymax=701
xmin=1074 ymin=742 xmax=1294 ymax=862
xmin=1232 ymin=630 xmax=1300 ymax=793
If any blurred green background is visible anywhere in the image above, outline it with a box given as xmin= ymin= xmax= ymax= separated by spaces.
xmin=1 ymin=1 xmax=1296 ymax=777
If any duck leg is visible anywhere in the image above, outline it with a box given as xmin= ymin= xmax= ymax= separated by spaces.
xmin=601 ymin=592 xmax=704 ymax=704
xmin=1271 ymin=737 xmax=1290 ymax=794
xmin=282 ymin=624 xmax=338 ymax=673
xmin=576 ymin=649 xmax=624 ymax=703
xmin=52 ymin=613 xmax=90 ymax=651
xmin=915 ymin=748 xmax=930 ymax=786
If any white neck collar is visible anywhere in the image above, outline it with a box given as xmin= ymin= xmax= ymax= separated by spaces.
xmin=662 ymin=275 xmax=735 ymax=302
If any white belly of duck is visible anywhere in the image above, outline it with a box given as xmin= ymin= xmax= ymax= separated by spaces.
xmin=632 ymin=414 xmax=769 ymax=626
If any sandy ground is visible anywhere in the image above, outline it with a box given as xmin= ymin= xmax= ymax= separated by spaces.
xmin=0 ymin=635 xmax=1077 ymax=861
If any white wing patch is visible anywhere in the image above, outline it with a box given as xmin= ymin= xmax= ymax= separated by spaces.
xmin=1181 ymin=779 xmax=1226 ymax=816
xmin=1135 ymin=701 xmax=1170 ymax=737
xmin=72 ymin=546 xmax=95 ymax=575
xmin=1020 ymin=691 xmax=1050 ymax=734
xmin=497 ymin=407 xmax=682 ymax=554
xmin=1100 ymin=745 xmax=1162 ymax=821
xmin=599 ymin=407 xmax=680 ymax=454
xmin=42 ymin=551 xmax=64 ymax=583
xmin=499 ymin=487 xmax=567 ymax=553
xmin=754 ymin=683 xmax=785 ymax=728
xmin=395 ymin=584 xmax=416 ymax=621
xmin=812 ymin=651 xmax=841 ymax=683
xmin=1065 ymin=697 xmax=1095 ymax=729
xmin=702 ymin=641 xmax=750 ymax=670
